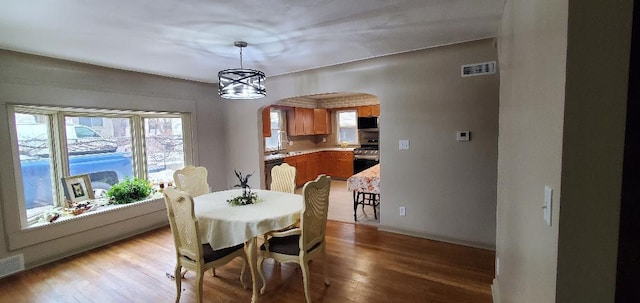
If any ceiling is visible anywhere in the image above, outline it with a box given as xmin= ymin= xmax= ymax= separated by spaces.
xmin=0 ymin=0 xmax=504 ymax=84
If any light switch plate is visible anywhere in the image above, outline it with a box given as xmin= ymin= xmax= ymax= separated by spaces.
xmin=544 ymin=186 xmax=552 ymax=226
xmin=399 ymin=139 xmax=410 ymax=150
xmin=457 ymin=131 xmax=470 ymax=141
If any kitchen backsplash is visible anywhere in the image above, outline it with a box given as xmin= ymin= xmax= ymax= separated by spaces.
xmin=281 ymin=133 xmax=338 ymax=152
xmin=277 ymin=94 xmax=379 ymax=109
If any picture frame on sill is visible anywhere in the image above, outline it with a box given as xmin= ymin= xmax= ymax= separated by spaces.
xmin=63 ymin=174 xmax=94 ymax=203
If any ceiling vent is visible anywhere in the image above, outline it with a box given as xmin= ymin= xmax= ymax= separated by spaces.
xmin=461 ymin=61 xmax=496 ymax=77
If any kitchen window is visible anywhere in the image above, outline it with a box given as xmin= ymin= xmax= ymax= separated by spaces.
xmin=337 ymin=110 xmax=358 ymax=144
xmin=10 ymin=105 xmax=188 ymax=225
xmin=265 ymin=108 xmax=285 ymax=151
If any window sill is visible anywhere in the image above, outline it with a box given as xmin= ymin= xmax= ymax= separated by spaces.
xmin=27 ymin=192 xmax=164 ymax=228
xmin=8 ymin=193 xmax=167 ymax=250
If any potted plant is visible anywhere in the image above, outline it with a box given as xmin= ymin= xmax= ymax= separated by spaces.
xmin=106 ymin=177 xmax=154 ymax=205
xmin=227 ymin=170 xmax=260 ymax=206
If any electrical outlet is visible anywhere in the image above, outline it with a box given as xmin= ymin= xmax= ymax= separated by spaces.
xmin=399 ymin=139 xmax=410 ymax=150
xmin=399 ymin=206 xmax=406 ymax=216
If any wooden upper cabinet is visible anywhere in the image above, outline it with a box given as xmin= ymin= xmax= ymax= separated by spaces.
xmin=370 ymin=104 xmax=380 ymax=117
xmin=287 ymin=107 xmax=315 ymax=136
xmin=357 ymin=105 xmax=381 ymax=117
xmin=313 ymin=108 xmax=331 ymax=135
xmin=262 ymin=106 xmax=271 ymax=137
xmin=357 ymin=106 xmax=372 ymax=117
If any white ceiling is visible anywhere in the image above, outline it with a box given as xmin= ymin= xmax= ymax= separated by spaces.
xmin=0 ymin=0 xmax=504 ymax=83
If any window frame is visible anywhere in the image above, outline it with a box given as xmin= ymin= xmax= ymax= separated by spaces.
xmin=265 ymin=108 xmax=285 ymax=152
xmin=8 ymin=105 xmax=192 ymax=228
xmin=336 ymin=109 xmax=358 ymax=145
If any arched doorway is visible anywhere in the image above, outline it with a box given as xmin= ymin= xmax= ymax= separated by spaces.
xmin=259 ymin=92 xmax=382 ymax=225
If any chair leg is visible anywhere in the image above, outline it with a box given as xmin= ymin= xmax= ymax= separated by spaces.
xmin=211 ymin=268 xmax=216 ymax=277
xmin=174 ymin=264 xmax=182 ymax=303
xmin=353 ymin=191 xmax=358 ymax=221
xmin=323 ymin=246 xmax=330 ymax=286
xmin=373 ymin=194 xmax=378 ymax=219
xmin=196 ymin=270 xmax=204 ymax=303
xmin=301 ymin=260 xmax=312 ymax=303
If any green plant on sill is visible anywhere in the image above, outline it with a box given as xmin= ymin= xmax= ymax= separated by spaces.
xmin=106 ymin=177 xmax=153 ymax=205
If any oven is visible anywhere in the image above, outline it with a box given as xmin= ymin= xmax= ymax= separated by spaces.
xmin=353 ymin=155 xmax=379 ymax=174
xmin=264 ymin=157 xmax=285 ymax=190
xmin=354 ymin=129 xmax=379 ymax=173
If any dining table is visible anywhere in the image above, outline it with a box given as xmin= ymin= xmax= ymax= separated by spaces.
xmin=193 ymin=188 xmax=303 ymax=303
xmin=347 ymin=163 xmax=381 ymax=221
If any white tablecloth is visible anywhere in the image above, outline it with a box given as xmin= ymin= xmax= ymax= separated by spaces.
xmin=194 ymin=189 xmax=303 ymax=250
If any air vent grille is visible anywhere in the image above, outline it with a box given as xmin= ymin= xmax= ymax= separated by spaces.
xmin=0 ymin=254 xmax=25 ymax=278
xmin=461 ymin=61 xmax=497 ymax=77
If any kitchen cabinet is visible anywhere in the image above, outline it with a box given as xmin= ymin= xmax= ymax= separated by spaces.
xmin=285 ymin=154 xmax=308 ymax=187
xmin=283 ymin=151 xmax=351 ymax=187
xmin=324 ymin=151 xmax=353 ymax=179
xmin=357 ymin=105 xmax=380 ymax=117
xmin=335 ymin=151 xmax=354 ymax=179
xmin=287 ymin=107 xmax=314 ymax=136
xmin=307 ymin=152 xmax=323 ymax=180
xmin=370 ymin=104 xmax=380 ymax=116
xmin=313 ymin=108 xmax=331 ymax=135
xmin=262 ymin=106 xmax=271 ymax=137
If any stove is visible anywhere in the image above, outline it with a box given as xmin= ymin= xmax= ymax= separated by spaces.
xmin=353 ymin=146 xmax=379 ymax=173
xmin=353 ymin=146 xmax=380 ymax=160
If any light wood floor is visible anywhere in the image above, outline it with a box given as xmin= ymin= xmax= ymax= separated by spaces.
xmin=0 ymin=221 xmax=494 ymax=303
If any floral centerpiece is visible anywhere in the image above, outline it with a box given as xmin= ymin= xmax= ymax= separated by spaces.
xmin=227 ymin=170 xmax=261 ymax=206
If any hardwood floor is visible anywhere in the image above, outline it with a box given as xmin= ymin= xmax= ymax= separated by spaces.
xmin=0 ymin=221 xmax=495 ymax=303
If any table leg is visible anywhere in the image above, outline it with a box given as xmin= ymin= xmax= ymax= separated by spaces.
xmin=246 ymin=237 xmax=259 ymax=303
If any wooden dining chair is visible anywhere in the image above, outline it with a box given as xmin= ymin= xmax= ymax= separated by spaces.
xmin=173 ymin=165 xmax=209 ymax=197
xmin=270 ymin=162 xmax=296 ymax=193
xmin=257 ymin=174 xmax=331 ymax=303
xmin=163 ymin=187 xmax=247 ymax=303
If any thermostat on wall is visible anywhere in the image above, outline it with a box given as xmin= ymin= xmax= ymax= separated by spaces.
xmin=457 ymin=131 xmax=470 ymax=141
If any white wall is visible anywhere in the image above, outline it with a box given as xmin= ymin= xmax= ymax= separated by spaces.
xmin=0 ymin=39 xmax=499 ymax=270
xmin=224 ymin=39 xmax=500 ymax=248
xmin=496 ymin=0 xmax=632 ymax=302
xmin=0 ymin=50 xmax=227 ymax=267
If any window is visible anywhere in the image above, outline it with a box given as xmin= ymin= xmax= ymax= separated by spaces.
xmin=15 ymin=114 xmax=56 ymax=217
xmin=265 ymin=109 xmax=285 ymax=151
xmin=11 ymin=106 xmax=188 ymax=223
xmin=144 ymin=117 xmax=185 ymax=183
xmin=78 ymin=117 xmax=103 ymax=128
xmin=337 ymin=110 xmax=358 ymax=144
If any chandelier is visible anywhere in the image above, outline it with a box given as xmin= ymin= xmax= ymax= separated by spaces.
xmin=218 ymin=41 xmax=266 ymax=99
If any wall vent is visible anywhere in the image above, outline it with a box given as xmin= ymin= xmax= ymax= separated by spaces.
xmin=0 ymin=254 xmax=25 ymax=278
xmin=461 ymin=61 xmax=497 ymax=77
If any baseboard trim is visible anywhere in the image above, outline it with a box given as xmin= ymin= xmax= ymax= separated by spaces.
xmin=491 ymin=278 xmax=500 ymax=303
xmin=377 ymin=224 xmax=496 ymax=251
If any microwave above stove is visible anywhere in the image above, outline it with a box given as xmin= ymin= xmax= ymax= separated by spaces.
xmin=357 ymin=117 xmax=379 ymax=130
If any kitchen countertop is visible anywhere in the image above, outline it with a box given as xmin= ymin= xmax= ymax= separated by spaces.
xmin=264 ymin=147 xmax=355 ymax=162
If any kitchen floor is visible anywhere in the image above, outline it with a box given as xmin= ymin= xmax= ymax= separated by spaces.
xmin=296 ymin=180 xmax=380 ymax=226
